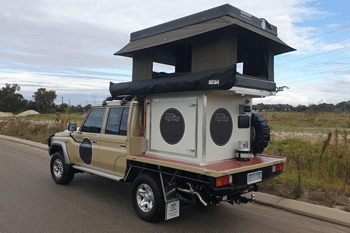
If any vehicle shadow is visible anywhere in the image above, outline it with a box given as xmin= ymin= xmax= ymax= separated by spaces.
xmin=64 ymin=172 xmax=250 ymax=232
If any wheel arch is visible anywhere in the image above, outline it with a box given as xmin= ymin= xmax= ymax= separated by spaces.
xmin=49 ymin=141 xmax=72 ymax=164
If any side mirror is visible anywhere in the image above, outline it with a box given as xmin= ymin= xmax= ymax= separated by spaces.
xmin=68 ymin=123 xmax=77 ymax=132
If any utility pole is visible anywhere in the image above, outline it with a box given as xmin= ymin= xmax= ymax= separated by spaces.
xmin=69 ymin=99 xmax=70 ymax=124
xmin=62 ymin=97 xmax=63 ymax=105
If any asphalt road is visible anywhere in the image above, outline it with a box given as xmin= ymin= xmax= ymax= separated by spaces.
xmin=1 ymin=138 xmax=349 ymax=233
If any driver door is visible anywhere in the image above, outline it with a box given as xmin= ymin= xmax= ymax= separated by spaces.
xmin=72 ymin=107 xmax=106 ymax=169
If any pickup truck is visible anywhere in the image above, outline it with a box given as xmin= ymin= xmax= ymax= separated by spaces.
xmin=48 ymin=3 xmax=292 ymax=222
xmin=48 ymin=95 xmax=286 ymax=222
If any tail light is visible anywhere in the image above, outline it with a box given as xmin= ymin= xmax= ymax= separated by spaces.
xmin=216 ymin=175 xmax=232 ymax=187
xmin=272 ymin=164 xmax=283 ymax=173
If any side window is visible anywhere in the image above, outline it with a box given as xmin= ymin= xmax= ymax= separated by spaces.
xmin=105 ymin=107 xmax=129 ymax=135
xmin=105 ymin=108 xmax=123 ymax=135
xmin=120 ymin=108 xmax=129 ymax=136
xmin=81 ymin=108 xmax=105 ymax=133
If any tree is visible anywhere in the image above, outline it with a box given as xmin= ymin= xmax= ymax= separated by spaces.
xmin=83 ymin=104 xmax=92 ymax=112
xmin=0 ymin=83 xmax=26 ymax=113
xmin=27 ymin=100 xmax=38 ymax=111
xmin=32 ymin=88 xmax=57 ymax=113
xmin=56 ymin=103 xmax=68 ymax=112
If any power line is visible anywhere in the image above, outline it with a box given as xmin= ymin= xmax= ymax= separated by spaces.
xmin=283 ymin=73 xmax=348 ymax=84
xmin=275 ymin=43 xmax=350 ymax=66
xmin=276 ymin=56 xmax=350 ymax=73
xmin=291 ymin=23 xmax=350 ymax=46
xmin=276 ymin=24 xmax=350 ymax=59
xmin=279 ymin=65 xmax=350 ymax=81
xmin=276 ymin=36 xmax=350 ymax=64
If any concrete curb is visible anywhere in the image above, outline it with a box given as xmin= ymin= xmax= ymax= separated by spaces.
xmin=0 ymin=134 xmax=47 ymax=150
xmin=244 ymin=192 xmax=350 ymax=228
xmin=1 ymin=134 xmax=350 ymax=228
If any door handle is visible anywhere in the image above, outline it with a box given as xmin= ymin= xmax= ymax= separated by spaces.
xmin=120 ymin=144 xmax=126 ymax=148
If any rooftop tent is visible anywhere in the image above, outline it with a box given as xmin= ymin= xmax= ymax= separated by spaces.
xmin=115 ymin=15 xmax=293 ymax=58
xmin=113 ymin=4 xmax=295 ymax=90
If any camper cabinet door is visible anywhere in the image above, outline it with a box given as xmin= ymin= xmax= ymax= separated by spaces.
xmin=150 ymin=97 xmax=198 ymax=158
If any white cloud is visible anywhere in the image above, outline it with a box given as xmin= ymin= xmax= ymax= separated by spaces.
xmin=259 ymin=76 xmax=350 ymax=106
xmin=0 ymin=72 xmax=115 ymax=104
xmin=2 ymin=0 xmax=348 ymax=106
xmin=35 ymin=0 xmax=327 ymax=46
xmin=0 ymin=72 xmax=109 ymax=91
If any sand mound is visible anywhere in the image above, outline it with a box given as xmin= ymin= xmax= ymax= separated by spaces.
xmin=0 ymin=111 xmax=14 ymax=117
xmin=17 ymin=110 xmax=40 ymax=117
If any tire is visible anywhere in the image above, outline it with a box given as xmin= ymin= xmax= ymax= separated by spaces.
xmin=251 ymin=111 xmax=270 ymax=155
xmin=50 ymin=152 xmax=75 ymax=185
xmin=131 ymin=173 xmax=165 ymax=222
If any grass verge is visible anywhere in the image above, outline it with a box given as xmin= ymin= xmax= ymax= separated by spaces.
xmin=0 ymin=113 xmax=84 ymax=144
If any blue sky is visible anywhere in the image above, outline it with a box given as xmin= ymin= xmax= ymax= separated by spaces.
xmin=1 ymin=0 xmax=350 ymax=106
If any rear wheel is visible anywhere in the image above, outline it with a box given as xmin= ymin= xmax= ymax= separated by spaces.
xmin=50 ymin=152 xmax=75 ymax=185
xmin=131 ymin=173 xmax=165 ymax=222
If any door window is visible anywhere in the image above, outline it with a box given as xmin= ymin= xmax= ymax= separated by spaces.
xmin=105 ymin=107 xmax=129 ymax=135
xmin=80 ymin=108 xmax=105 ymax=133
xmin=120 ymin=108 xmax=129 ymax=136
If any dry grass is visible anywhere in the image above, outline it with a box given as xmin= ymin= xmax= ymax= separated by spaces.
xmin=0 ymin=115 xmax=70 ymax=144
xmin=262 ymin=111 xmax=350 ymax=131
xmin=262 ymin=111 xmax=350 ymax=211
xmin=0 ymin=112 xmax=85 ymax=144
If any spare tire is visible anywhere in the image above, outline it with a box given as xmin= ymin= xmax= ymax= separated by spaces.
xmin=251 ymin=111 xmax=270 ymax=155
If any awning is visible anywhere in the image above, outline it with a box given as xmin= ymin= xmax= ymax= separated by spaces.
xmin=109 ymin=65 xmax=276 ymax=99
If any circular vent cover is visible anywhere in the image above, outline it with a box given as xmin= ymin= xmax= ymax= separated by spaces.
xmin=79 ymin=137 xmax=93 ymax=165
xmin=210 ymin=108 xmax=233 ymax=146
xmin=160 ymin=108 xmax=185 ymax=145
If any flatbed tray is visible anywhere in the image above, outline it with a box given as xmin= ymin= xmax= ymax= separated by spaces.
xmin=129 ymin=154 xmax=286 ymax=177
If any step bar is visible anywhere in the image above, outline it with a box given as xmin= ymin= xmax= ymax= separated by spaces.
xmin=72 ymin=165 xmax=124 ymax=181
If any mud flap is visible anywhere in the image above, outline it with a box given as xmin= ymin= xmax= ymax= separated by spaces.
xmin=159 ymin=171 xmax=180 ymax=220
xmin=166 ymin=200 xmax=180 ymax=220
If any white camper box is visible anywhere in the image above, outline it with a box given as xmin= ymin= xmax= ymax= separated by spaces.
xmin=145 ymin=87 xmax=274 ymax=164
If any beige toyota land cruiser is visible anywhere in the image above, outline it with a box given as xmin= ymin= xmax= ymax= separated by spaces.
xmin=48 ymin=96 xmax=286 ymax=222
xmin=48 ymin=4 xmax=293 ymax=222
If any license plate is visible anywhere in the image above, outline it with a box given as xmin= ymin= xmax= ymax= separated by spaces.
xmin=247 ymin=171 xmax=262 ymax=184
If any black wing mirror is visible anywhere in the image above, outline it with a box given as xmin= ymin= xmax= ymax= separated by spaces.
xmin=68 ymin=123 xmax=77 ymax=132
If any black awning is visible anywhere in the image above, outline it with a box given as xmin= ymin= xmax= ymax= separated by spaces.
xmin=110 ymin=66 xmax=237 ymax=99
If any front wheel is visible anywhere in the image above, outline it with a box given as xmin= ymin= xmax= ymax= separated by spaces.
xmin=50 ymin=152 xmax=75 ymax=185
xmin=131 ymin=173 xmax=165 ymax=222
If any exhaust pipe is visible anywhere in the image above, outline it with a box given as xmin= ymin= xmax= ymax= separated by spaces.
xmin=177 ymin=183 xmax=208 ymax=206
